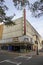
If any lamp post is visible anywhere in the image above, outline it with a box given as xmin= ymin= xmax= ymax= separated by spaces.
xmin=33 ymin=34 xmax=39 ymax=55
xmin=35 ymin=40 xmax=39 ymax=55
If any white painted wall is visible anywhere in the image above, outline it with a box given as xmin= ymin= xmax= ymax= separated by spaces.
xmin=2 ymin=18 xmax=24 ymax=39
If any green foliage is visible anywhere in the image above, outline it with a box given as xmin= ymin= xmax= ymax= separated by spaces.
xmin=40 ymin=0 xmax=43 ymax=2
xmin=4 ymin=17 xmax=15 ymax=26
xmin=0 ymin=0 xmax=4 ymax=2
xmin=13 ymin=0 xmax=43 ymax=17
xmin=13 ymin=0 xmax=29 ymax=9
xmin=30 ymin=0 xmax=43 ymax=17
xmin=4 ymin=21 xmax=15 ymax=26
xmin=0 ymin=0 xmax=15 ymax=25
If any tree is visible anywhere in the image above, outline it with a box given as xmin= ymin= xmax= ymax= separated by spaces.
xmin=0 ymin=0 xmax=15 ymax=25
xmin=12 ymin=0 xmax=43 ymax=17
xmin=30 ymin=0 xmax=43 ymax=17
xmin=13 ymin=0 xmax=29 ymax=9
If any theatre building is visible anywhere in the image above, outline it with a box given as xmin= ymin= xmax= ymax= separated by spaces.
xmin=0 ymin=17 xmax=42 ymax=52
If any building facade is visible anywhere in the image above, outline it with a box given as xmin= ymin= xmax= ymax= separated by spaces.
xmin=0 ymin=17 xmax=42 ymax=52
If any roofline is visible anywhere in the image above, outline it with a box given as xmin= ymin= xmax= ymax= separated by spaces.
xmin=13 ymin=17 xmax=41 ymax=38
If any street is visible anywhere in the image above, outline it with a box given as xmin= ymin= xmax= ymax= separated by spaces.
xmin=0 ymin=50 xmax=43 ymax=65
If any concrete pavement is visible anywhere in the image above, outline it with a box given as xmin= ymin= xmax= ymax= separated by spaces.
xmin=0 ymin=50 xmax=36 ymax=56
xmin=0 ymin=50 xmax=43 ymax=65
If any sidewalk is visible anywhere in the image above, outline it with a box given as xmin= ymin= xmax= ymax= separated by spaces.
xmin=0 ymin=50 xmax=36 ymax=56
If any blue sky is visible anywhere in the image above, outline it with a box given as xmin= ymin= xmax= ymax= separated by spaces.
xmin=4 ymin=0 xmax=43 ymax=37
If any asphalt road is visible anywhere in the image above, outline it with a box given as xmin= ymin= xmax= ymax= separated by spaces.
xmin=0 ymin=51 xmax=43 ymax=65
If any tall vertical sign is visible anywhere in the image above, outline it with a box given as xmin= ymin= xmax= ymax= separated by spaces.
xmin=24 ymin=9 xmax=26 ymax=35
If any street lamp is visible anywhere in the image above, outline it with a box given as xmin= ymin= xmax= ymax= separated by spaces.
xmin=33 ymin=34 xmax=39 ymax=55
xmin=35 ymin=40 xmax=39 ymax=55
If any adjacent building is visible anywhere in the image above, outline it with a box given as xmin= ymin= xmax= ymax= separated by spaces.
xmin=0 ymin=17 xmax=42 ymax=52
